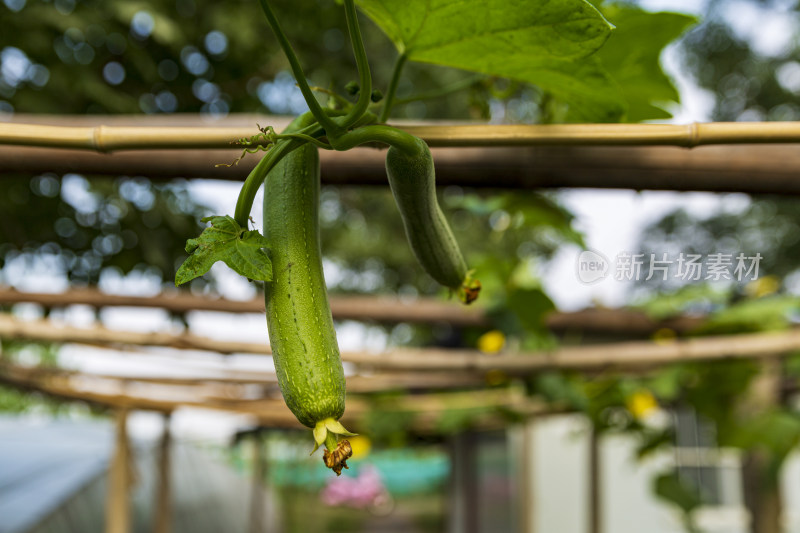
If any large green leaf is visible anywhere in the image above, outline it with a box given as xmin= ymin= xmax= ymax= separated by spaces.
xmin=357 ymin=0 xmax=625 ymax=122
xmin=596 ymin=4 xmax=698 ymax=122
xmin=357 ymin=0 xmax=611 ymax=59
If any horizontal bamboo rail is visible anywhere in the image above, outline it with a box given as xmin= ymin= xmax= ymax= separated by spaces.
xmin=4 ymin=118 xmax=800 ymax=151
xmin=6 ymin=143 xmax=800 ymax=194
xmin=82 ymin=370 xmax=486 ymax=392
xmin=1 ymin=313 xmax=798 ymax=372
xmin=358 ymin=332 xmax=800 ymax=372
xmin=6 ymin=115 xmax=800 ymax=194
xmin=0 ymin=362 xmax=546 ymax=431
xmin=544 ymin=308 xmax=703 ymax=335
xmin=0 ymin=314 xmax=272 ymax=355
xmin=21 ymin=353 xmax=485 ymax=391
xmin=0 ymin=287 xmax=489 ymax=327
xmin=0 ymin=287 xmax=704 ymax=335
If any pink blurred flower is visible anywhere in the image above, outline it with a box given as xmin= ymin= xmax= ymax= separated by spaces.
xmin=320 ymin=466 xmax=387 ymax=509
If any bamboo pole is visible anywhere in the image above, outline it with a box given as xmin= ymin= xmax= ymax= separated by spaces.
xmin=588 ymin=427 xmax=602 ymax=533
xmin=0 ymin=287 xmax=489 ymax=327
xmin=348 ymin=371 xmax=487 ymax=392
xmin=2 ymin=313 xmax=800 ymax=371
xmin=342 ymin=332 xmax=800 ymax=372
xmin=0 ymin=287 xmax=709 ymax=335
xmin=78 ymin=369 xmax=485 ymax=392
xmin=248 ymin=432 xmax=266 ymax=533
xmin=6 ymin=142 xmax=800 ymax=196
xmin=0 ymin=360 xmax=530 ymax=413
xmin=0 ymin=361 xmax=550 ymax=429
xmin=4 ymin=121 xmax=800 ymax=151
xmin=0 ymin=123 xmax=252 ymax=151
xmin=401 ymin=122 xmax=800 ymax=148
xmin=7 ymin=115 xmax=800 ymax=195
xmin=153 ymin=413 xmax=172 ymax=533
xmin=523 ymin=422 xmax=536 ymax=533
xmin=512 ymin=420 xmax=536 ymax=533
xmin=446 ymin=433 xmax=478 ymax=533
xmin=740 ymin=360 xmax=784 ymax=533
xmin=105 ymin=409 xmax=132 ymax=533
xmin=0 ymin=313 xmax=272 ymax=355
xmin=0 ymin=354 xmax=483 ymax=394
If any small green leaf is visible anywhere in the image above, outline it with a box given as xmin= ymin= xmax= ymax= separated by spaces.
xmin=698 ymin=295 xmax=799 ymax=334
xmin=175 ymin=215 xmax=273 ymax=286
xmin=506 ymin=287 xmax=557 ymax=333
xmin=324 ymin=418 xmax=358 ymax=437
xmin=313 ymin=422 xmax=328 ymax=444
xmin=311 ymin=422 xmax=328 ymax=455
xmin=653 ymin=470 xmax=702 ymax=515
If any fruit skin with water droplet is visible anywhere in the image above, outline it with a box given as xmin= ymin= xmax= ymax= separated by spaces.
xmin=263 ymin=113 xmax=345 ymax=429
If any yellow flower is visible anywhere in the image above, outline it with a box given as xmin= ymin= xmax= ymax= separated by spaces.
xmin=626 ymin=390 xmax=658 ymax=420
xmin=652 ymin=328 xmax=677 ymax=346
xmin=745 ymin=275 xmax=780 ymax=298
xmin=347 ymin=435 xmax=371 ymax=459
xmin=477 ymin=330 xmax=506 ymax=354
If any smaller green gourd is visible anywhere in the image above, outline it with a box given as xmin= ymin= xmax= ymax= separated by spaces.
xmin=385 ymin=136 xmax=481 ymax=304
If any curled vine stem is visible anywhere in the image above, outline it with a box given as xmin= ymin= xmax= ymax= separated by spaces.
xmin=233 ymin=109 xmax=377 ymax=227
xmin=215 ymin=125 xmax=279 ymax=167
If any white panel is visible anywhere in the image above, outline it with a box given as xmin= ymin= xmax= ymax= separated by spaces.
xmin=532 ymin=414 xmax=589 ymax=533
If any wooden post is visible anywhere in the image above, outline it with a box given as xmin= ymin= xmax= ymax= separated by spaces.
xmin=588 ymin=425 xmax=601 ymax=533
xmin=153 ymin=413 xmax=172 ymax=533
xmin=447 ymin=433 xmax=479 ymax=533
xmin=740 ymin=359 xmax=783 ymax=533
xmin=105 ymin=409 xmax=131 ymax=533
xmin=515 ymin=420 xmax=536 ymax=533
xmin=248 ymin=432 xmax=266 ymax=533
xmin=742 ymin=450 xmax=782 ymax=533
